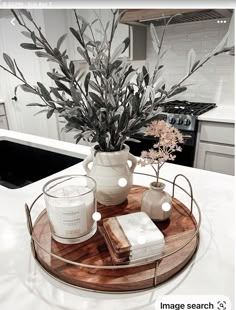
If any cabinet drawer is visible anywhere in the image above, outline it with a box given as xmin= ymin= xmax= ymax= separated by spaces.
xmin=0 ymin=116 xmax=8 ymax=129
xmin=0 ymin=104 xmax=5 ymax=116
xmin=200 ymin=121 xmax=235 ymax=145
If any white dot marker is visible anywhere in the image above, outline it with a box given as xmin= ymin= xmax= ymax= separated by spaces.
xmin=162 ymin=202 xmax=171 ymax=212
xmin=118 ymin=178 xmax=128 ymax=187
xmin=11 ymin=18 xmax=16 ymax=26
xmin=137 ymin=236 xmax=146 ymax=245
xmin=92 ymin=212 xmax=101 ymax=221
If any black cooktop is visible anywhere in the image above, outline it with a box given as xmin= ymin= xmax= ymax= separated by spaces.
xmin=158 ymin=100 xmax=216 ymax=115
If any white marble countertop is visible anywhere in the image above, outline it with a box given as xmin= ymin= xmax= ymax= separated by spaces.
xmin=198 ymin=105 xmax=235 ymax=123
xmin=0 ymin=129 xmax=234 ymax=309
xmin=0 ymin=99 xmax=4 ymax=104
xmin=0 ymin=128 xmax=90 ymax=159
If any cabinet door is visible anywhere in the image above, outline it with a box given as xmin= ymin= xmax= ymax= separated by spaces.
xmin=196 ymin=142 xmax=234 ymax=175
xmin=0 ymin=104 xmax=5 ymax=116
xmin=0 ymin=116 xmax=9 ymax=129
xmin=200 ymin=121 xmax=234 ymax=145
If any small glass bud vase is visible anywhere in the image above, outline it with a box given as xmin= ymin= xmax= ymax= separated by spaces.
xmin=141 ymin=181 xmax=172 ymax=221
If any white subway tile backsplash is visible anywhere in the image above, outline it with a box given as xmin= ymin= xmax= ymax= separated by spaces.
xmin=145 ymin=18 xmax=234 ymax=106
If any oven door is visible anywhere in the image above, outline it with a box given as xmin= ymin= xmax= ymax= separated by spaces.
xmin=126 ymin=131 xmax=197 ymax=168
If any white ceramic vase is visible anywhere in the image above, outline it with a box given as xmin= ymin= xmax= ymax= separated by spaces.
xmin=82 ymin=145 xmax=137 ymax=206
xmin=141 ymin=182 xmax=172 ymax=221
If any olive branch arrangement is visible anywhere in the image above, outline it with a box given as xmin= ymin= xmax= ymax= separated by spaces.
xmin=0 ymin=9 xmax=234 ymax=152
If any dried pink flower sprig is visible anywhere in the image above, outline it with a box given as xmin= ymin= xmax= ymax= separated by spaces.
xmin=138 ymin=120 xmax=183 ymax=186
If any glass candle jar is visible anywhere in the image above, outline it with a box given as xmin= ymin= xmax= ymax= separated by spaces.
xmin=43 ymin=175 xmax=97 ymax=244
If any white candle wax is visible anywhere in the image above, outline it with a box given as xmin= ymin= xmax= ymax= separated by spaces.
xmin=45 ymin=185 xmax=95 ymax=239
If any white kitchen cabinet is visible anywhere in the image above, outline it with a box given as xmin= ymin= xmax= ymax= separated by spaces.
xmin=0 ymin=103 xmax=9 ymax=129
xmin=194 ymin=121 xmax=235 ymax=175
xmin=196 ymin=142 xmax=234 ymax=175
xmin=0 ymin=103 xmax=5 ymax=116
xmin=0 ymin=115 xmax=8 ymax=129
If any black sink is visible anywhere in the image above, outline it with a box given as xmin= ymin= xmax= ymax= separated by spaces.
xmin=0 ymin=140 xmax=82 ymax=189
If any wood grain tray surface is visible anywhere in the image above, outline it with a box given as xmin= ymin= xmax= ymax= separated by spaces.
xmin=32 ymin=185 xmax=199 ymax=292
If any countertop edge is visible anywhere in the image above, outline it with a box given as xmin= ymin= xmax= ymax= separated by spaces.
xmin=197 ymin=106 xmax=235 ymax=124
xmin=0 ymin=128 xmax=91 ymax=159
xmin=197 ymin=115 xmax=235 ymax=123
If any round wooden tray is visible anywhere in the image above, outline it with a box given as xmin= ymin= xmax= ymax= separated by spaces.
xmin=30 ymin=185 xmax=199 ymax=293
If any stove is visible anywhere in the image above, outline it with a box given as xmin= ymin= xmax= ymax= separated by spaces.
xmin=127 ymin=100 xmax=217 ymax=167
xmin=155 ymin=100 xmax=217 ymax=132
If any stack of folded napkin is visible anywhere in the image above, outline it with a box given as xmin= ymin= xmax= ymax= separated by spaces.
xmin=101 ymin=212 xmax=165 ymax=265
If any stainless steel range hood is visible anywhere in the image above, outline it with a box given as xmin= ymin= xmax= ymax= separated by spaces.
xmin=120 ymin=9 xmax=233 ymax=27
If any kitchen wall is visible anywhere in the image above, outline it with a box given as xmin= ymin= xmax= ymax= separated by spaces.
xmin=145 ymin=18 xmax=234 ymax=105
xmin=0 ymin=10 xmax=59 ymax=139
